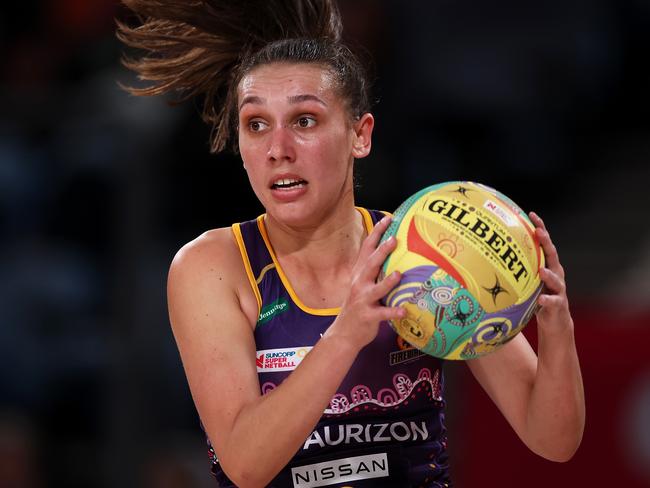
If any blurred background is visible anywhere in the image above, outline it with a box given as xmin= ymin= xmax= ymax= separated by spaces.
xmin=1 ymin=0 xmax=649 ymax=486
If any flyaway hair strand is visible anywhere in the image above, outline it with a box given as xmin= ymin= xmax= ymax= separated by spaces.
xmin=116 ymin=0 xmax=344 ymax=153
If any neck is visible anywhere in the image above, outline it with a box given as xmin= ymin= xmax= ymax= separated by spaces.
xmin=264 ymin=201 xmax=365 ymax=273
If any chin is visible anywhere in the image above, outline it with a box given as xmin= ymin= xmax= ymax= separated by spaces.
xmin=266 ymin=202 xmax=321 ymax=228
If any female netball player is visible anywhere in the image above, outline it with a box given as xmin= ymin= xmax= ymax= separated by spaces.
xmin=117 ymin=1 xmax=585 ymax=486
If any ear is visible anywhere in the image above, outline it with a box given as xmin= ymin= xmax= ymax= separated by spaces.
xmin=351 ymin=113 xmax=374 ymax=159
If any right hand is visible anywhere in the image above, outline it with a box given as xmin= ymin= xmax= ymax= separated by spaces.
xmin=326 ymin=216 xmax=406 ymax=350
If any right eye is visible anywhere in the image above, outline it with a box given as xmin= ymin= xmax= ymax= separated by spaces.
xmin=248 ymin=120 xmax=269 ymax=132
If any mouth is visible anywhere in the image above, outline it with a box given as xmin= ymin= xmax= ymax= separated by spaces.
xmin=271 ymin=177 xmax=308 ymax=190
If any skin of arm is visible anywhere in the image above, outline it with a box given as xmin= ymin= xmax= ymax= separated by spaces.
xmin=167 ymin=216 xmax=404 ymax=487
xmin=467 ymin=212 xmax=585 ymax=462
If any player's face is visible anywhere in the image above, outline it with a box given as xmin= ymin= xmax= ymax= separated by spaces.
xmin=237 ymin=62 xmax=373 ymax=226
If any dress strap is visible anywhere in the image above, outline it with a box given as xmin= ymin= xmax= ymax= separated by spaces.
xmin=231 ymin=215 xmax=272 ymax=317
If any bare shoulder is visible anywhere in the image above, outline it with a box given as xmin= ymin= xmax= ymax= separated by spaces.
xmin=169 ymin=227 xmax=239 ymax=280
xmin=167 ymin=226 xmax=258 ymax=330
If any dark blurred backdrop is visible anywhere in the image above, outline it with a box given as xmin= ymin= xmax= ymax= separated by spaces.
xmin=1 ymin=1 xmax=649 ymax=487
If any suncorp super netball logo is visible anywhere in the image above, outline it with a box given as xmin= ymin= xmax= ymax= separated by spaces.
xmin=256 ymin=347 xmax=313 ymax=372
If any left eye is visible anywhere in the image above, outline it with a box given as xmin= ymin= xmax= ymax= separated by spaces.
xmin=296 ymin=117 xmax=316 ymax=128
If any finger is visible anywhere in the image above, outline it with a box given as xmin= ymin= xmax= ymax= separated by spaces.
xmin=529 ymin=211 xmax=543 ymax=227
xmin=370 ymin=270 xmax=402 ymax=301
xmin=539 ymin=267 xmax=565 ymax=295
xmin=530 ymin=212 xmax=565 ymax=276
xmin=537 ymin=293 xmax=566 ymax=310
xmin=376 ymin=305 xmax=407 ymax=323
xmin=358 ymin=215 xmax=392 ymax=261
xmin=361 ymin=235 xmax=397 ymax=282
xmin=529 ymin=211 xmax=546 ymax=231
xmin=367 ymin=215 xmax=392 ymax=248
xmin=535 ymin=227 xmax=564 ymax=278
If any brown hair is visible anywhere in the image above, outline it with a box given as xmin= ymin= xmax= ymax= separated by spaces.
xmin=116 ymin=0 xmax=371 ymax=153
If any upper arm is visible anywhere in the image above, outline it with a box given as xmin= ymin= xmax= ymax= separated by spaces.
xmin=167 ymin=228 xmax=261 ymax=459
xmin=466 ymin=333 xmax=538 ymax=439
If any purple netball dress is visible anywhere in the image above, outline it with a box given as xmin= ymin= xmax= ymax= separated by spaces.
xmin=208 ymin=208 xmax=451 ymax=488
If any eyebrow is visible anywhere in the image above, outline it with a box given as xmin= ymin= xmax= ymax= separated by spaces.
xmin=239 ymin=95 xmax=264 ymax=111
xmin=287 ymin=94 xmax=328 ymax=106
xmin=239 ymin=94 xmax=328 ymax=111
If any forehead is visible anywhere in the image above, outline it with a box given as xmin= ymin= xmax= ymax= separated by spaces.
xmin=238 ymin=63 xmax=337 ymax=102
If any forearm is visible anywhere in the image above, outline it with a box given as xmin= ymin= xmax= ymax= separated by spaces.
xmin=525 ymin=321 xmax=585 ymax=461
xmin=216 ymin=331 xmax=361 ymax=487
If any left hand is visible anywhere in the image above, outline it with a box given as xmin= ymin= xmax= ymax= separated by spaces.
xmin=529 ymin=211 xmax=574 ymax=334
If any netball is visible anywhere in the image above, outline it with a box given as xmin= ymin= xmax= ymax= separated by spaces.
xmin=380 ymin=181 xmax=545 ymax=359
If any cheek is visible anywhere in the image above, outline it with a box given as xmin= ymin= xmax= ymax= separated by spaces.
xmin=310 ymin=121 xmax=353 ymax=152
xmin=239 ymin=137 xmax=264 ymax=172
xmin=238 ymin=131 xmax=254 ymax=161
xmin=320 ymin=127 xmax=355 ymax=167
xmin=239 ymin=146 xmax=252 ymax=168
xmin=239 ymin=148 xmax=264 ymax=193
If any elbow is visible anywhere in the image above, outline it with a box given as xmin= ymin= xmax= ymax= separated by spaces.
xmin=527 ymin=402 xmax=585 ymax=463
xmin=223 ymin=469 xmax=264 ymax=488
xmin=539 ymin=442 xmax=580 ymax=463
xmin=228 ymin=474 xmax=266 ymax=488
xmin=531 ymin=425 xmax=584 ymax=463
xmin=221 ymin=458 xmax=273 ymax=488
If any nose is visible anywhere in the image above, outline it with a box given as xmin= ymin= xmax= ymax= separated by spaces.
xmin=267 ymin=127 xmax=296 ymax=163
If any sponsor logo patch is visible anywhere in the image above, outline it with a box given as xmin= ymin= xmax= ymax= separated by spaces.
xmin=257 ymin=297 xmax=290 ymax=325
xmin=483 ymin=199 xmax=517 ymax=227
xmin=256 ymin=347 xmax=312 ymax=372
xmin=291 ymin=453 xmax=389 ymax=488
xmin=389 ymin=347 xmax=425 ymax=365
xmin=303 ymin=421 xmax=429 ymax=450
xmin=389 ymin=335 xmax=424 ymax=365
